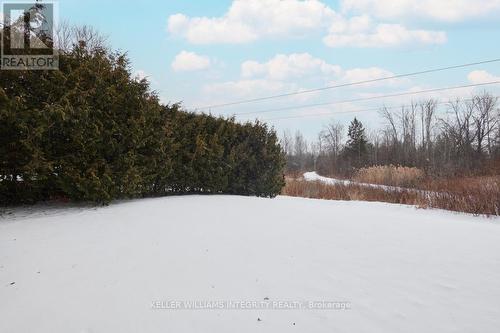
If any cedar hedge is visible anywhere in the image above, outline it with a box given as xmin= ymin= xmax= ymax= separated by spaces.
xmin=0 ymin=44 xmax=285 ymax=204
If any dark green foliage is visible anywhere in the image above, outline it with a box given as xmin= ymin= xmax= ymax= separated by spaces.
xmin=0 ymin=44 xmax=285 ymax=204
xmin=165 ymin=110 xmax=285 ymax=197
xmin=343 ymin=118 xmax=368 ymax=168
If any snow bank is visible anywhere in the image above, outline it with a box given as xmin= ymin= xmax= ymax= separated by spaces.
xmin=1 ymin=196 xmax=499 ymax=332
xmin=304 ymin=171 xmax=413 ymax=192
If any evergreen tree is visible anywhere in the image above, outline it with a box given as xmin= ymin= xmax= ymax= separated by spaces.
xmin=343 ymin=118 xmax=368 ymax=168
xmin=0 ymin=34 xmax=285 ymax=204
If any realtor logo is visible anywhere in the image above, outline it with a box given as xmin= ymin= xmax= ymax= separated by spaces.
xmin=1 ymin=1 xmax=58 ymax=70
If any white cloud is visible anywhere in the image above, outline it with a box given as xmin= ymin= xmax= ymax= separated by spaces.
xmin=171 ymin=51 xmax=211 ymax=72
xmin=467 ymin=70 xmax=500 ymax=84
xmin=241 ymin=53 xmax=341 ymax=80
xmin=168 ymin=0 xmax=338 ymax=44
xmin=202 ymin=53 xmax=408 ymax=105
xmin=168 ymin=13 xmax=257 ymax=44
xmin=202 ymin=79 xmax=290 ymax=102
xmin=341 ymin=67 xmax=399 ymax=85
xmin=240 ymin=53 xmax=403 ymax=86
xmin=324 ymin=16 xmax=446 ymax=48
xmin=341 ymin=0 xmax=500 ymax=22
xmin=168 ymin=1 xmax=446 ymax=48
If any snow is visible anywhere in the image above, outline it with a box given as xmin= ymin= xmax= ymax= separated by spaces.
xmin=303 ymin=171 xmax=408 ymax=191
xmin=1 ymin=195 xmax=500 ymax=332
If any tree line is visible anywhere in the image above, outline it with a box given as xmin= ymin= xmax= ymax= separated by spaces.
xmin=0 ymin=24 xmax=285 ymax=204
xmin=282 ymin=94 xmax=500 ymax=177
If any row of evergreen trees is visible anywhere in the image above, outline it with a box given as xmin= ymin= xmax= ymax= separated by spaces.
xmin=0 ymin=42 xmax=285 ymax=204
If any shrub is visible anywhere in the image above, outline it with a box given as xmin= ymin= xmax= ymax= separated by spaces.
xmin=282 ymin=177 xmax=500 ymax=216
xmin=0 ymin=44 xmax=285 ymax=204
xmin=354 ymin=165 xmax=424 ymax=188
xmin=282 ymin=179 xmax=419 ymax=205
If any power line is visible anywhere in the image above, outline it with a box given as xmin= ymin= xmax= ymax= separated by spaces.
xmin=264 ymin=106 xmax=388 ymax=121
xmin=191 ymin=58 xmax=500 ymax=110
xmin=232 ymin=80 xmax=500 ymax=116
xmin=262 ymin=97 xmax=490 ymax=121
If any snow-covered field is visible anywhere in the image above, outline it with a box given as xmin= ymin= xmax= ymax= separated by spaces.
xmin=1 ymin=195 xmax=500 ymax=332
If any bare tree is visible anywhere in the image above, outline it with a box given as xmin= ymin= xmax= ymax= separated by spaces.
xmin=72 ymin=25 xmax=107 ymax=52
xmin=380 ymin=106 xmax=398 ymax=145
xmin=54 ymin=22 xmax=108 ymax=53
xmin=54 ymin=20 xmax=73 ymax=53
xmin=319 ymin=121 xmax=344 ymax=160
xmin=472 ymin=92 xmax=498 ymax=155
xmin=495 ymin=106 xmax=500 ymax=156
xmin=317 ymin=121 xmax=345 ymax=174
xmin=399 ymin=102 xmax=417 ymax=164
xmin=420 ymin=100 xmax=437 ymax=147
xmin=419 ymin=99 xmax=437 ymax=164
xmin=280 ymin=130 xmax=293 ymax=156
xmin=293 ymin=130 xmax=309 ymax=171
xmin=368 ymin=130 xmax=381 ymax=165
xmin=440 ymin=98 xmax=475 ymax=170
xmin=283 ymin=94 xmax=499 ymax=177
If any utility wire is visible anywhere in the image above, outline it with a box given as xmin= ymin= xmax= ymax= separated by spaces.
xmin=262 ymin=96 xmax=497 ymax=121
xmin=264 ymin=106 xmax=390 ymax=121
xmin=232 ymin=80 xmax=500 ymax=116
xmin=191 ymin=58 xmax=500 ymax=110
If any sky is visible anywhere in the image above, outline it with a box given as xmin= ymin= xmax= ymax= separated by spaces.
xmin=59 ymin=0 xmax=500 ymax=140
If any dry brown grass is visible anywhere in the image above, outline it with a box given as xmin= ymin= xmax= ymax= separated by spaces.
xmin=422 ymin=175 xmax=500 ymax=193
xmin=419 ymin=176 xmax=500 ymax=215
xmin=282 ymin=178 xmax=500 ymax=216
xmin=283 ymin=179 xmax=420 ymax=205
xmin=354 ymin=165 xmax=425 ymax=188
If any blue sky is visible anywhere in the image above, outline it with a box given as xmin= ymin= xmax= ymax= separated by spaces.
xmin=60 ymin=0 xmax=500 ymax=140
